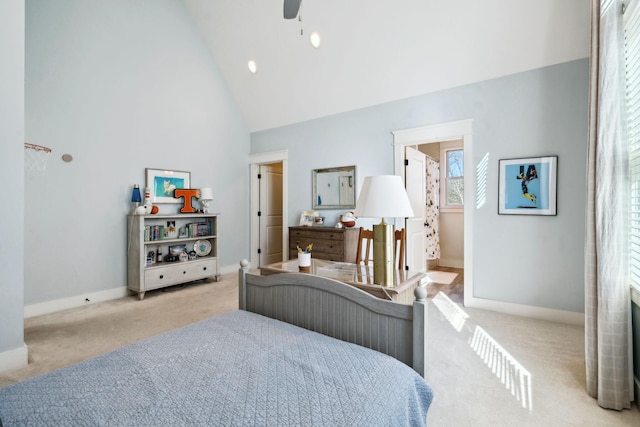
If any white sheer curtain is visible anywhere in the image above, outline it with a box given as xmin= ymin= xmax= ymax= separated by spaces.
xmin=584 ymin=0 xmax=633 ymax=410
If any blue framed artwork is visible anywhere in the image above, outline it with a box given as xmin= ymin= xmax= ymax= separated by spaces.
xmin=145 ymin=168 xmax=191 ymax=204
xmin=498 ymin=156 xmax=557 ymax=215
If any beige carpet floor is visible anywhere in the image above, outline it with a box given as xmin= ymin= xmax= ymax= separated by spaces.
xmin=1 ymin=271 xmax=639 ymax=426
xmin=0 ymin=273 xmax=238 ymax=387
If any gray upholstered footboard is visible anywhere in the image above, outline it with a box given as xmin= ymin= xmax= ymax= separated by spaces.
xmin=238 ymin=260 xmax=427 ymax=376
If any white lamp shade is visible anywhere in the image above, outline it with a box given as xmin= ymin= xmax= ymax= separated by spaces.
xmin=354 ymin=175 xmax=415 ymax=218
xmin=199 ymin=187 xmax=214 ymax=200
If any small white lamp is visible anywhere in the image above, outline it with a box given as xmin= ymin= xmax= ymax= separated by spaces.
xmin=198 ymin=188 xmax=214 ymax=213
xmin=354 ymin=176 xmax=414 ymax=286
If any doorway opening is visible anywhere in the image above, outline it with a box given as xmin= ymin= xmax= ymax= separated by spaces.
xmin=258 ymin=162 xmax=284 ymax=266
xmin=392 ymin=119 xmax=473 ymax=308
xmin=416 ymin=140 xmax=464 ymax=306
xmin=250 ymin=150 xmax=288 ymax=269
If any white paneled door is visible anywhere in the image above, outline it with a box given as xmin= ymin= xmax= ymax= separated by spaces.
xmin=259 ymin=163 xmax=283 ymax=266
xmin=404 ymin=146 xmax=427 ymax=272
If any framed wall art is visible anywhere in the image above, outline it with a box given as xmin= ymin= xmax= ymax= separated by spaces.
xmin=498 ymin=156 xmax=557 ymax=216
xmin=145 ymin=168 xmax=191 ymax=204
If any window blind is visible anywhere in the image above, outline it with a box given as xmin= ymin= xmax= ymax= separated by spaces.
xmin=626 ymin=0 xmax=640 ymax=288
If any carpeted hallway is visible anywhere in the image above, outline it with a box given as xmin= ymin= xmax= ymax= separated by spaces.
xmin=1 ymin=271 xmax=639 ymax=426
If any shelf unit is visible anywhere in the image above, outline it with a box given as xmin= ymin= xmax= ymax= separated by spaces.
xmin=127 ymin=213 xmax=220 ymax=300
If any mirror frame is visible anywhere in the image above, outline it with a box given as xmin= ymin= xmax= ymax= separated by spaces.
xmin=312 ymin=165 xmax=357 ymax=210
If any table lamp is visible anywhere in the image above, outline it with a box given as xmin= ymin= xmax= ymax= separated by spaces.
xmin=130 ymin=184 xmax=142 ymax=214
xmin=198 ymin=187 xmax=214 ymax=213
xmin=354 ymin=175 xmax=414 ymax=286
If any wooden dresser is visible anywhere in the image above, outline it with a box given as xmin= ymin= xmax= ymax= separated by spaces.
xmin=289 ymin=226 xmax=359 ymax=263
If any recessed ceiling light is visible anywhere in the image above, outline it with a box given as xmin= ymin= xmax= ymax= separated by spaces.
xmin=309 ymin=32 xmax=321 ymax=48
xmin=247 ymin=60 xmax=257 ymax=74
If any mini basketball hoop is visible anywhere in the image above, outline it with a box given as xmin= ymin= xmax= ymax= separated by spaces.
xmin=24 ymin=142 xmax=52 ymax=171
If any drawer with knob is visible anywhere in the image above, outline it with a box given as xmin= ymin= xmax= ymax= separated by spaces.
xmin=144 ymin=258 xmax=217 ymax=290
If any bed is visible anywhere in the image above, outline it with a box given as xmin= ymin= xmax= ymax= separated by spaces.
xmin=0 ymin=260 xmax=433 ymax=426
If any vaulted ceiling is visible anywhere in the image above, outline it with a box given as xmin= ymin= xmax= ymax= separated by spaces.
xmin=184 ymin=0 xmax=590 ymax=132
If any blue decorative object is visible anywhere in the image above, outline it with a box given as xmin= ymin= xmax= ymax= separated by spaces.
xmin=131 ymin=184 xmax=142 ymax=213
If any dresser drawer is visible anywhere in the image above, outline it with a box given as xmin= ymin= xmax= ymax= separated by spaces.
xmin=144 ymin=258 xmax=217 ymax=290
xmin=289 ymin=228 xmax=345 ymax=241
xmin=289 ymin=238 xmax=344 ymax=256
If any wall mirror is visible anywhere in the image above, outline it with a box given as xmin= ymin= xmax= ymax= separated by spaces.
xmin=312 ymin=165 xmax=356 ymax=209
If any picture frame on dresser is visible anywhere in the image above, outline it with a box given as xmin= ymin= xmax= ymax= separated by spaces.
xmin=299 ymin=210 xmax=318 ymax=226
xmin=145 ymin=168 xmax=191 ymax=204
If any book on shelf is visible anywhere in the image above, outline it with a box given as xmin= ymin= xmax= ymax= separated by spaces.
xmin=186 ymin=222 xmax=211 ymax=237
xmin=143 ymin=220 xmax=212 ymax=242
xmin=144 ymin=225 xmax=166 ymax=242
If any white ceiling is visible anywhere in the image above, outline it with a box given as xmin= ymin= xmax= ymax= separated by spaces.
xmin=184 ymin=0 xmax=590 ymax=132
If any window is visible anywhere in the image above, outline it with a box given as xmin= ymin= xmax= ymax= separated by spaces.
xmin=442 ymin=147 xmax=464 ymax=210
xmin=626 ymin=0 xmax=640 ymax=289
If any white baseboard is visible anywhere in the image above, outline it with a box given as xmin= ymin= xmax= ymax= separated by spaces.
xmin=24 ymin=287 xmax=129 ymax=319
xmin=0 ymin=343 xmax=28 ymax=373
xmin=438 ymin=258 xmax=464 ymax=269
xmin=465 ymin=295 xmax=584 ymax=325
xmin=219 ymin=263 xmax=237 ymax=276
xmin=24 ymin=264 xmax=238 ymax=319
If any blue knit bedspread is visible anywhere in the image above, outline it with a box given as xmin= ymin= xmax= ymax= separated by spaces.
xmin=0 ymin=310 xmax=433 ymax=426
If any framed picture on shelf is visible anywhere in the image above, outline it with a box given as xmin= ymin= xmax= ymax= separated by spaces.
xmin=498 ymin=156 xmax=558 ymax=216
xmin=169 ymin=244 xmax=187 ymax=256
xmin=178 ymin=227 xmax=187 ymax=238
xmin=145 ymin=168 xmax=191 ymax=204
xmin=166 ymin=221 xmax=178 ymax=238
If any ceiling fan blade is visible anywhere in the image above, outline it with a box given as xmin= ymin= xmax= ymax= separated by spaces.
xmin=283 ymin=0 xmax=302 ymax=19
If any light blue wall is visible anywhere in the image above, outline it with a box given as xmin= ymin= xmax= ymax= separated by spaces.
xmin=252 ymin=59 xmax=589 ymax=313
xmin=23 ymin=0 xmax=250 ymax=304
xmin=0 ymin=1 xmax=25 ymax=358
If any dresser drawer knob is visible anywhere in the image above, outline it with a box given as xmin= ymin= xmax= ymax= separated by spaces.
xmin=203 ymin=266 xmax=207 ymax=271
xmin=159 ymin=275 xmax=164 ymax=279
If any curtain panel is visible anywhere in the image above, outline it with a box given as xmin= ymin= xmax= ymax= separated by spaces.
xmin=585 ymin=0 xmax=633 ymax=410
xmin=425 ymin=156 xmax=440 ymax=260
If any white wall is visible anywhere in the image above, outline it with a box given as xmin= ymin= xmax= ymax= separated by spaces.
xmin=439 ymin=212 xmax=463 ymax=268
xmin=23 ymin=0 xmax=250 ymax=307
xmin=0 ymin=0 xmax=27 ymax=371
xmin=251 ymin=59 xmax=588 ymax=314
